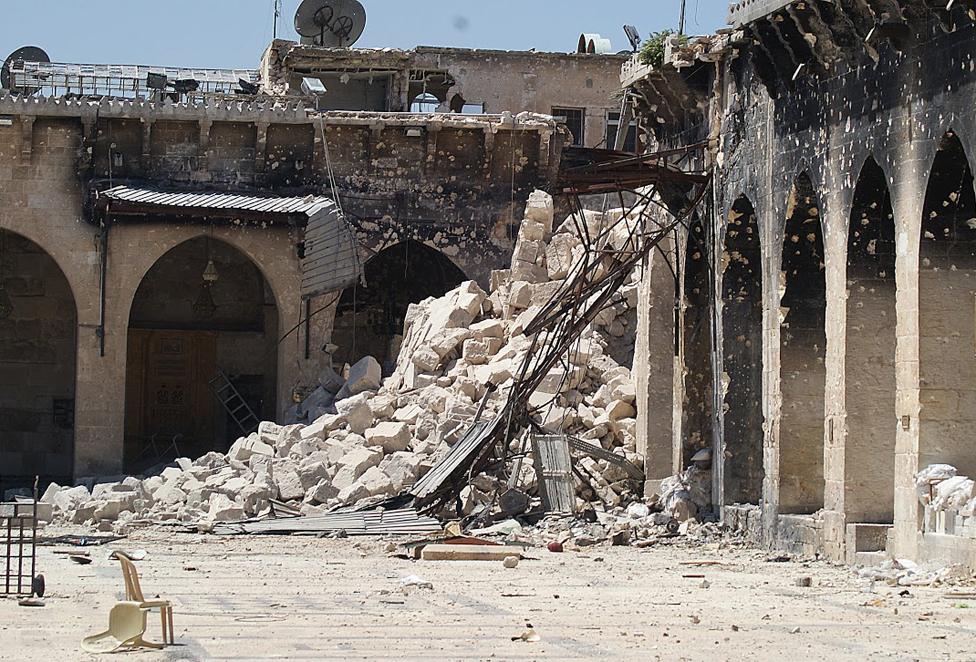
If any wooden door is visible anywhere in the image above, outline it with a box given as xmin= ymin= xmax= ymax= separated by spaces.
xmin=125 ymin=329 xmax=217 ymax=464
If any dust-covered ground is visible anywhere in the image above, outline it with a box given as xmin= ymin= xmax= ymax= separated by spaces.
xmin=2 ymin=525 xmax=974 ymax=661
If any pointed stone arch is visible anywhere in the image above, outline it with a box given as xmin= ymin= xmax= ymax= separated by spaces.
xmin=332 ymin=240 xmax=467 ymax=371
xmin=721 ymin=194 xmax=765 ymax=505
xmin=779 ymin=172 xmax=827 ymax=514
xmin=124 ymin=236 xmax=279 ymax=470
xmin=845 ymin=156 xmax=897 ymax=524
xmin=918 ymin=129 xmax=976 ymax=476
xmin=0 ymin=228 xmax=78 ymax=494
xmin=679 ymin=215 xmax=713 ymax=466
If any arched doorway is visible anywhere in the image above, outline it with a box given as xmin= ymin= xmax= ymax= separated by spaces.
xmin=919 ymin=130 xmax=976 ymax=476
xmin=680 ymin=216 xmax=713 ymax=466
xmin=779 ymin=172 xmax=827 ymax=514
xmin=332 ymin=240 xmax=466 ymax=372
xmin=721 ymin=195 xmax=764 ymax=504
xmin=845 ymin=157 xmax=897 ymax=523
xmin=124 ymin=237 xmax=278 ymax=470
xmin=0 ymin=229 xmax=77 ymax=494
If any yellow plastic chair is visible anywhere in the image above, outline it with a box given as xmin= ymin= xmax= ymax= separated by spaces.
xmin=81 ymin=601 xmax=161 ymax=653
xmin=115 ymin=552 xmax=175 ymax=646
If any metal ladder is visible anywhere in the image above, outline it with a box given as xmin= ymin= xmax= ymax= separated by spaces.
xmin=209 ymin=368 xmax=260 ymax=435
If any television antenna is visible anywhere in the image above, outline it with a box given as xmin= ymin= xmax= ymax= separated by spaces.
xmin=1 ymin=46 xmax=50 ymax=93
xmin=294 ymin=0 xmax=367 ymax=48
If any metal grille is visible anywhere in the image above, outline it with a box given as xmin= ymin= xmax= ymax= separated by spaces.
xmin=1 ymin=499 xmax=38 ymax=596
xmin=530 ymin=435 xmax=576 ymax=515
xmin=9 ymin=60 xmax=259 ymax=99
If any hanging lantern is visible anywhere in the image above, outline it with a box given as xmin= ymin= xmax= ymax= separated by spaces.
xmin=192 ymin=282 xmax=217 ymax=320
xmin=192 ymin=236 xmax=219 ymax=320
xmin=202 ymin=258 xmax=219 ymax=284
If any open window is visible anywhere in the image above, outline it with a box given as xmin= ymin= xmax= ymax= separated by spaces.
xmin=552 ymin=107 xmax=585 ymax=147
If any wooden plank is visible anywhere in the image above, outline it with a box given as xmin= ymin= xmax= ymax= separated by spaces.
xmin=420 ymin=544 xmax=524 ymax=561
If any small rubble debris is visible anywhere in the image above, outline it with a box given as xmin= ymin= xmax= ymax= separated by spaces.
xmin=858 ymin=558 xmax=973 ymax=587
xmin=503 ymin=556 xmax=520 ymax=569
xmin=399 ymin=575 xmax=433 ymax=592
xmin=513 ymin=627 xmax=541 ymax=643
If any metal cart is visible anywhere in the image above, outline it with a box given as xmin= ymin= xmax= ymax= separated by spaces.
xmin=1 ymin=481 xmax=43 ymax=597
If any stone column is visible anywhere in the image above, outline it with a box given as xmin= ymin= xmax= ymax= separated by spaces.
xmin=889 ymin=144 xmax=926 ymax=561
xmin=635 ymin=231 xmax=677 ymax=493
xmin=820 ymin=169 xmax=853 ymax=564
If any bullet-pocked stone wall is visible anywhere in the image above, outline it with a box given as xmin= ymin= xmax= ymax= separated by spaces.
xmin=633 ymin=14 xmax=976 ymax=565
xmin=0 ymin=231 xmax=77 ymax=492
xmin=0 ymin=115 xmax=313 ymax=485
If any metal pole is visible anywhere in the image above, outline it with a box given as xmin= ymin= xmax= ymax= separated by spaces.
xmin=273 ymin=0 xmax=282 ymax=39
xmin=679 ymin=0 xmax=688 ymax=35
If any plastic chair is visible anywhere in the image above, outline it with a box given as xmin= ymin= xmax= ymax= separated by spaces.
xmin=81 ymin=601 xmax=161 ymax=653
xmin=115 ymin=552 xmax=175 ymax=646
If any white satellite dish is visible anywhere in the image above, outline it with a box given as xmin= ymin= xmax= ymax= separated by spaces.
xmin=294 ymin=0 xmax=367 ymax=48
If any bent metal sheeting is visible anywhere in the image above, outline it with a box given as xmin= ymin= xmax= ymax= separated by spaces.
xmin=97 ymin=186 xmax=362 ymax=295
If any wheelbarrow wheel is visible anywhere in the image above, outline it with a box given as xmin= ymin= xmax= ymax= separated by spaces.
xmin=32 ymin=574 xmax=45 ymax=598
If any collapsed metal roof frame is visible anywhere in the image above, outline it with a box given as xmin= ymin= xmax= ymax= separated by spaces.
xmin=410 ymin=142 xmax=714 ymax=516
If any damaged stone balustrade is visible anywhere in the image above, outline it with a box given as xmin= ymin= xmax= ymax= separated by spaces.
xmin=39 ymin=190 xmax=705 ymax=540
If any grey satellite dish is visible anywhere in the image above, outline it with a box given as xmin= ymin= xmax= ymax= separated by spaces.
xmin=1 ymin=46 xmax=50 ymax=93
xmin=294 ymin=0 xmax=367 ymax=48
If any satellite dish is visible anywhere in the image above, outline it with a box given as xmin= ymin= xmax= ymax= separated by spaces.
xmin=294 ymin=0 xmax=367 ymax=48
xmin=1 ymin=46 xmax=50 ymax=93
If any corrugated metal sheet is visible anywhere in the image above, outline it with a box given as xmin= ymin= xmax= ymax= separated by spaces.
xmin=301 ymin=202 xmax=362 ymax=297
xmin=100 ymin=186 xmax=333 ymax=216
xmin=101 ymin=186 xmax=362 ymax=297
xmin=211 ymin=508 xmax=441 ymax=536
xmin=530 ymin=435 xmax=576 ymax=515
xmin=410 ymin=415 xmax=502 ymax=507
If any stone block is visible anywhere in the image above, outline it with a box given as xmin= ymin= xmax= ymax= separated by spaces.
xmin=462 ymin=337 xmax=503 ymax=365
xmin=412 ymin=345 xmax=442 ymax=371
xmin=257 ymin=421 xmax=284 ymax=446
xmin=228 ymin=434 xmax=274 ymax=463
xmin=306 ymin=479 xmax=338 ymax=505
xmin=317 ymin=366 xmax=345 ymax=394
xmin=546 ymin=233 xmax=580 ymax=280
xmin=470 ymin=319 xmax=505 ymax=339
xmin=153 ymin=484 xmax=187 ymax=506
xmin=606 ymin=399 xmax=637 ymax=421
xmin=345 ymin=356 xmax=382 ymax=395
xmin=332 ymin=446 xmax=384 ymax=490
xmin=358 ymin=466 xmax=396 ymax=497
xmin=301 ymin=413 xmax=344 ymax=441
xmin=52 ymin=485 xmax=90 ymax=512
xmin=379 ymin=452 xmax=423 ymax=491
xmin=524 ymin=190 xmax=554 ymax=232
xmin=365 ymin=422 xmax=411 ymax=453
xmin=337 ymin=481 xmax=370 ymax=504
xmin=208 ymin=494 xmax=244 ymax=522
xmin=335 ymin=393 xmax=375 ymax=435
xmin=274 ymin=465 xmax=305 ymax=502
xmin=297 ymin=460 xmax=332 ymax=490
xmin=519 ymin=218 xmax=546 ymax=242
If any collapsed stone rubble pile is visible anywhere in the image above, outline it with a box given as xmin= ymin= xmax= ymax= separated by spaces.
xmin=916 ymin=463 xmax=976 ymax=538
xmin=40 ymin=191 xmax=696 ymax=536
